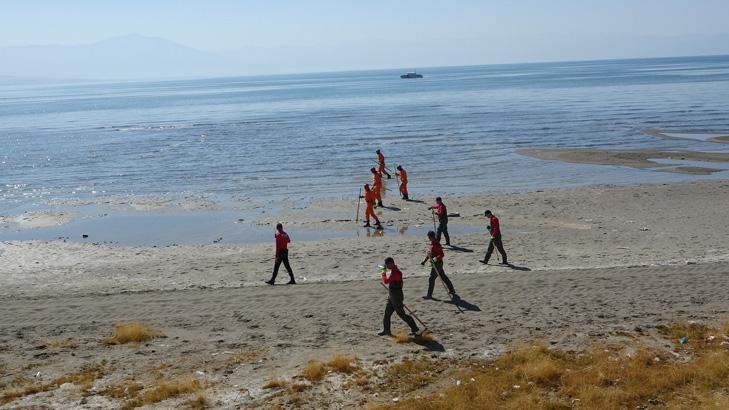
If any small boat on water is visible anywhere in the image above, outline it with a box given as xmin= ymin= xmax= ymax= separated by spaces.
xmin=400 ymin=71 xmax=423 ymax=79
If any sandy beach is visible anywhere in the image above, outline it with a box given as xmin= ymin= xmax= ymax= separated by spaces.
xmin=2 ymin=179 xmax=729 ymax=407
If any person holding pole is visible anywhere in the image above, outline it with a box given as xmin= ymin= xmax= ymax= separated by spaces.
xmin=395 ymin=165 xmax=409 ymax=200
xmin=428 ymin=197 xmax=450 ymax=246
xmin=360 ymin=184 xmax=382 ymax=228
xmin=375 ymin=149 xmax=392 ymax=179
xmin=265 ymin=223 xmax=296 ymax=285
xmin=370 ymin=167 xmax=384 ymax=208
xmin=481 ymin=210 xmax=508 ymax=265
xmin=421 ymin=230 xmax=456 ymax=299
xmin=378 ymin=257 xmax=420 ymax=336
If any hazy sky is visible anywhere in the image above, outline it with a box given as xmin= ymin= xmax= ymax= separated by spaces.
xmin=2 ymin=0 xmax=728 ymax=50
xmin=1 ymin=1 xmax=729 ymax=78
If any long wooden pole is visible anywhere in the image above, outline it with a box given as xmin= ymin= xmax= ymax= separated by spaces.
xmin=355 ymin=187 xmax=362 ymax=223
xmin=380 ymin=282 xmax=429 ymax=331
xmin=428 ymin=257 xmax=464 ymax=313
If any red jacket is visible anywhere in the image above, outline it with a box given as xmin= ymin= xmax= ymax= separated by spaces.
xmin=432 ymin=202 xmax=447 ymax=218
xmin=382 ymin=265 xmax=403 ymax=288
xmin=428 ymin=240 xmax=445 ymax=261
xmin=489 ymin=215 xmax=501 ymax=237
xmin=275 ymin=230 xmax=290 ymax=255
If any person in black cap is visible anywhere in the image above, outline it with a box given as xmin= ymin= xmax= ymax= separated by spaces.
xmin=428 ymin=197 xmax=450 ymax=246
xmin=265 ymin=223 xmax=296 ymax=285
xmin=379 ymin=257 xmax=419 ymax=336
xmin=481 ymin=210 xmax=508 ymax=265
xmin=421 ymin=230 xmax=456 ymax=299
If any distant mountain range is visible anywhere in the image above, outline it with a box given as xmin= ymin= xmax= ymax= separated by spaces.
xmin=2 ymin=33 xmax=729 ymax=82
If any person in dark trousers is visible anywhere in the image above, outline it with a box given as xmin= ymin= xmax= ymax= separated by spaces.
xmin=421 ymin=231 xmax=456 ymax=299
xmin=428 ymin=197 xmax=450 ymax=246
xmin=266 ymin=223 xmax=296 ymax=285
xmin=378 ymin=257 xmax=419 ymax=336
xmin=481 ymin=210 xmax=508 ymax=265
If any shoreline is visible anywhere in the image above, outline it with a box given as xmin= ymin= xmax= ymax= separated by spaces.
xmin=3 ymin=178 xmax=729 ymax=298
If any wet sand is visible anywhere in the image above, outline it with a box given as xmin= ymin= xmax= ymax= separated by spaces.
xmin=519 ymin=147 xmax=729 ymax=174
xmin=2 ymin=179 xmax=729 ymax=407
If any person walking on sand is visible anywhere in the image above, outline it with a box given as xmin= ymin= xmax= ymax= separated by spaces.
xmin=370 ymin=167 xmax=384 ymax=208
xmin=361 ymin=183 xmax=382 ymax=228
xmin=395 ymin=165 xmax=409 ymax=200
xmin=428 ymin=197 xmax=450 ymax=246
xmin=421 ymin=231 xmax=456 ymax=299
xmin=481 ymin=210 xmax=508 ymax=265
xmin=378 ymin=257 xmax=419 ymax=336
xmin=376 ymin=149 xmax=392 ymax=179
xmin=266 ymin=223 xmax=296 ymax=285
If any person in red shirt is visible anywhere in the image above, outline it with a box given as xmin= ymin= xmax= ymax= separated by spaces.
xmin=481 ymin=210 xmax=508 ymax=265
xmin=379 ymin=257 xmax=419 ymax=336
xmin=360 ymin=184 xmax=382 ymax=228
xmin=428 ymin=197 xmax=450 ymax=246
xmin=265 ymin=223 xmax=296 ymax=285
xmin=421 ymin=230 xmax=456 ymax=299
xmin=395 ymin=165 xmax=408 ymax=200
xmin=375 ymin=149 xmax=392 ymax=179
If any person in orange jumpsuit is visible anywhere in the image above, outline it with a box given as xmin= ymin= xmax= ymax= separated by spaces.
xmin=360 ymin=183 xmax=382 ymax=228
xmin=395 ymin=165 xmax=408 ymax=200
xmin=375 ymin=149 xmax=392 ymax=179
xmin=370 ymin=167 xmax=384 ymax=207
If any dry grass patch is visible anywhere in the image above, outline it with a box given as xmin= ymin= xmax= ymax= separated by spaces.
xmin=381 ymin=322 xmax=729 ymax=409
xmin=301 ymin=360 xmax=327 ymax=382
xmin=223 ymin=351 xmax=259 ymax=368
xmin=121 ymin=375 xmax=202 ymax=409
xmin=384 ymin=357 xmax=448 ymax=395
xmin=263 ymin=377 xmax=289 ymax=389
xmin=106 ymin=322 xmax=164 ymax=345
xmin=394 ymin=331 xmax=412 ymax=344
xmin=100 ymin=379 xmax=144 ymax=400
xmin=183 ymin=393 xmax=209 ymax=409
xmin=289 ymin=382 xmax=310 ymax=392
xmin=327 ymin=354 xmax=357 ymax=374
xmin=0 ymin=362 xmax=106 ymax=406
xmin=45 ymin=338 xmax=79 ymax=349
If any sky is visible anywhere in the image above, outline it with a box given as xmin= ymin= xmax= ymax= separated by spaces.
xmin=1 ymin=0 xmax=728 ymax=78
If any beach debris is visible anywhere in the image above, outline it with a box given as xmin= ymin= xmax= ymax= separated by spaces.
xmin=679 ymin=336 xmax=688 ymax=345
xmin=456 ymin=380 xmax=461 ymax=386
xmin=82 ymin=234 xmax=89 ymax=238
xmin=640 ymin=227 xmax=650 ymax=231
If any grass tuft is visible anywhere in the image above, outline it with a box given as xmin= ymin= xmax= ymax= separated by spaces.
xmin=0 ymin=362 xmax=106 ymax=405
xmin=183 ymin=393 xmax=209 ymax=409
xmin=121 ymin=376 xmax=202 ymax=409
xmin=327 ymin=354 xmax=357 ymax=374
xmin=263 ymin=377 xmax=289 ymax=389
xmin=301 ymin=360 xmax=327 ymax=382
xmin=393 ymin=331 xmax=412 ymax=344
xmin=105 ymin=322 xmax=164 ymax=345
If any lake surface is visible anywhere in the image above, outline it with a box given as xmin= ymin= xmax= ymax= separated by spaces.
xmin=2 ymin=55 xmax=729 ymax=243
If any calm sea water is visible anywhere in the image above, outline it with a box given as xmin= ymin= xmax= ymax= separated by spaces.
xmin=2 ymin=55 xmax=729 ymax=243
